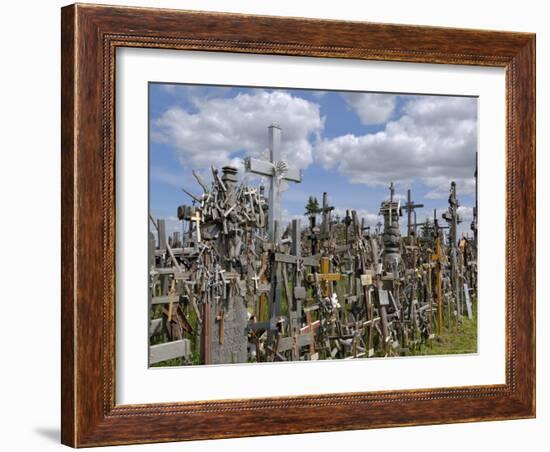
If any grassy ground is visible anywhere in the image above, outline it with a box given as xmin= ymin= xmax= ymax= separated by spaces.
xmin=411 ymin=311 xmax=478 ymax=356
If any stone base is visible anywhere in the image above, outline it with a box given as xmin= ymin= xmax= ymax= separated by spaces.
xmin=210 ymin=296 xmax=248 ymax=364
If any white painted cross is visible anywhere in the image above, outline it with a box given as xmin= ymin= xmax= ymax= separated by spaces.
xmin=244 ymin=124 xmax=302 ymax=242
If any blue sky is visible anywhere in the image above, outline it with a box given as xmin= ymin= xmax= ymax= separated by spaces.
xmin=149 ymin=83 xmax=477 ymax=237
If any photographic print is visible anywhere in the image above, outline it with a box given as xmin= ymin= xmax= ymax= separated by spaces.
xmin=148 ymin=83 xmax=478 ymax=367
xmin=61 ymin=6 xmax=535 ymax=445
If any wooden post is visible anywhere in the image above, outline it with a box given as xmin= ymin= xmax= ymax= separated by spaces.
xmin=158 ymin=218 xmax=167 ymax=250
xmin=427 ymin=265 xmax=433 ymax=326
xmin=258 ymin=252 xmax=268 ymax=321
xmin=305 ymin=309 xmax=316 ymax=355
xmin=167 ymin=279 xmax=176 ymax=322
xmin=434 ymin=237 xmax=443 ymax=335
xmin=200 ymin=300 xmax=212 ymax=364
xmin=216 ymin=306 xmax=224 ymax=345
xmin=320 ymin=257 xmax=329 ymax=296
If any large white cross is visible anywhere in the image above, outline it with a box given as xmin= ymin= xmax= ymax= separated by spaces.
xmin=244 ymin=124 xmax=302 ymax=242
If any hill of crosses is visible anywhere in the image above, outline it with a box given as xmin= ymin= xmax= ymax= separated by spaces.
xmin=148 ymin=124 xmax=478 ymax=366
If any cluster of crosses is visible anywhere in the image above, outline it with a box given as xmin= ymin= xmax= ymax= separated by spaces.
xmin=148 ymin=125 xmax=478 ymax=366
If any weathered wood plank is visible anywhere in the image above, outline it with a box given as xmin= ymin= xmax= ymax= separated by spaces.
xmin=464 ymin=284 xmax=473 ymax=319
xmin=247 ymin=321 xmax=271 ymax=331
xmin=274 ymin=253 xmax=319 ymax=267
xmin=149 ymin=318 xmax=163 ymax=336
xmin=149 ymin=339 xmax=190 ymax=365
xmin=154 ymin=247 xmax=197 ymax=256
xmin=274 ymin=253 xmax=297 ymax=264
xmin=151 ymin=295 xmax=178 ymax=305
xmin=155 ymin=267 xmax=188 ymax=276
xmin=300 ymin=320 xmax=320 ymax=334
xmin=277 ymin=333 xmax=314 ymax=352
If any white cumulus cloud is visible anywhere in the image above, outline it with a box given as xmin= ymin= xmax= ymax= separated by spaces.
xmin=152 ymin=90 xmax=324 ymax=172
xmin=342 ymin=93 xmax=397 ymax=125
xmin=315 ymin=96 xmax=477 ymax=199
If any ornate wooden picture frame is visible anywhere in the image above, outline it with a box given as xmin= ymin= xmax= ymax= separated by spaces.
xmin=61 ymin=3 xmax=535 ymax=447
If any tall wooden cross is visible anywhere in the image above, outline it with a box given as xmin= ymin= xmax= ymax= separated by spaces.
xmin=277 ymin=219 xmax=318 ymax=359
xmin=442 ymin=181 xmax=462 ymax=319
xmin=272 ymin=219 xmax=319 ymax=321
xmin=389 ymin=182 xmax=395 ymax=219
xmin=247 ymin=219 xmax=318 ymax=331
xmin=472 ymin=151 xmax=478 ymax=247
xmin=320 ymin=192 xmax=334 ymax=240
xmin=430 ymin=236 xmax=445 ymax=335
xmin=244 ymin=124 xmax=302 ymax=242
xmin=403 ymin=188 xmax=424 ymax=241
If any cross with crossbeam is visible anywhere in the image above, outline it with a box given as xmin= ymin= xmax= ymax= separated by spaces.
xmin=190 ymin=210 xmax=202 ymax=242
xmin=320 ymin=192 xmax=334 ymax=240
xmin=403 ymin=189 xmax=424 ymax=240
xmin=278 ymin=219 xmax=319 ymax=360
xmin=272 ymin=219 xmax=318 ymax=321
xmin=244 ymin=124 xmax=302 ymax=243
xmin=318 ymin=256 xmax=341 ymax=297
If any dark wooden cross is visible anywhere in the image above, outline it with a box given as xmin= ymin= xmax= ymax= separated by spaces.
xmin=319 ymin=191 xmax=334 ymax=240
xmin=247 ymin=219 xmax=317 ymax=334
xmin=273 ymin=219 xmax=319 ymax=359
xmin=403 ymin=189 xmax=424 ymax=240
xmin=430 ymin=235 xmax=445 ymax=334
xmin=442 ymin=181 xmax=463 ymax=319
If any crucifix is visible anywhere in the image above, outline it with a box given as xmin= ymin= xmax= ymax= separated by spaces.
xmin=244 ymin=124 xmax=302 ymax=243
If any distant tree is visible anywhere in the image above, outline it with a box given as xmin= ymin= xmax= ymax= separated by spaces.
xmin=305 ymin=196 xmax=320 ymax=215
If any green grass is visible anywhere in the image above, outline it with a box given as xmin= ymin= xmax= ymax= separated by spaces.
xmin=411 ymin=311 xmax=478 ymax=356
